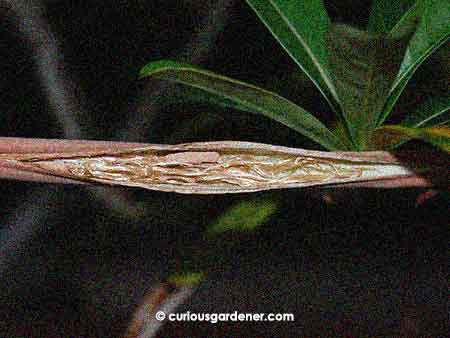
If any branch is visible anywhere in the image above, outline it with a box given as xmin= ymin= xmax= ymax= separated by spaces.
xmin=0 ymin=137 xmax=447 ymax=193
xmin=123 ymin=283 xmax=196 ymax=338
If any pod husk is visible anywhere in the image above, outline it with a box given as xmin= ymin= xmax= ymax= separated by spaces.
xmin=0 ymin=137 xmax=446 ymax=193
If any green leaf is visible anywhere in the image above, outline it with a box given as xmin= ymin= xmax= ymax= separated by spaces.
xmin=327 ymin=24 xmax=414 ymax=150
xmin=245 ymin=0 xmax=340 ymax=114
xmin=388 ymin=1 xmax=420 ymax=39
xmin=429 ymin=113 xmax=450 ymax=127
xmin=378 ymin=0 xmax=450 ymax=125
xmin=376 ymin=96 xmax=450 ymax=149
xmin=368 ymin=0 xmax=416 ymax=34
xmin=401 ymin=96 xmax=450 ymax=127
xmin=206 ymin=198 xmax=277 ymax=236
xmin=140 ymin=60 xmax=347 ymax=150
xmin=167 ymin=272 xmax=204 ymax=287
xmin=373 ymin=125 xmax=450 ymax=151
xmin=151 ymin=84 xmax=257 ymax=115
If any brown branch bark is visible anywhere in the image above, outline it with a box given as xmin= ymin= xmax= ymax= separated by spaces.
xmin=0 ymin=137 xmax=447 ymax=193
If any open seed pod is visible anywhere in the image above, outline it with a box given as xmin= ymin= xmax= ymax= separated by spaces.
xmin=0 ymin=137 xmax=444 ymax=193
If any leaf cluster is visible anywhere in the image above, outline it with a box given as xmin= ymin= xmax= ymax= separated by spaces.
xmin=140 ymin=0 xmax=449 ymax=152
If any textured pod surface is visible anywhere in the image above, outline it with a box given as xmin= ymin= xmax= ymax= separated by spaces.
xmin=0 ymin=138 xmax=436 ymax=194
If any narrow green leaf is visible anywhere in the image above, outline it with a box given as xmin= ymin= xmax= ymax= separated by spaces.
xmin=151 ymin=84 xmax=256 ymax=115
xmin=140 ymin=60 xmax=347 ymax=150
xmin=378 ymin=0 xmax=450 ymax=125
xmin=376 ymin=96 xmax=450 ymax=149
xmin=429 ymin=113 xmax=450 ymax=127
xmin=373 ymin=125 xmax=450 ymax=151
xmin=401 ymin=96 xmax=450 ymax=127
xmin=368 ymin=0 xmax=416 ymax=34
xmin=388 ymin=1 xmax=420 ymax=39
xmin=327 ymin=24 xmax=414 ymax=149
xmin=206 ymin=198 xmax=277 ymax=236
xmin=245 ymin=0 xmax=340 ymax=114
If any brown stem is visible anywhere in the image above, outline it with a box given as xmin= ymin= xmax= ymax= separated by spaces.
xmin=123 ymin=283 xmax=196 ymax=338
xmin=0 ymin=137 xmax=447 ymax=193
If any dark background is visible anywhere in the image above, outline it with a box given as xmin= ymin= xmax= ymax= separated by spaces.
xmin=0 ymin=0 xmax=448 ymax=336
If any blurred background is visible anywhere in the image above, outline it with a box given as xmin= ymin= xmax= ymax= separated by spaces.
xmin=0 ymin=0 xmax=448 ymax=336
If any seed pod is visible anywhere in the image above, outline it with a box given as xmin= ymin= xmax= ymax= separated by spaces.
xmin=0 ymin=138 xmax=444 ymax=193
